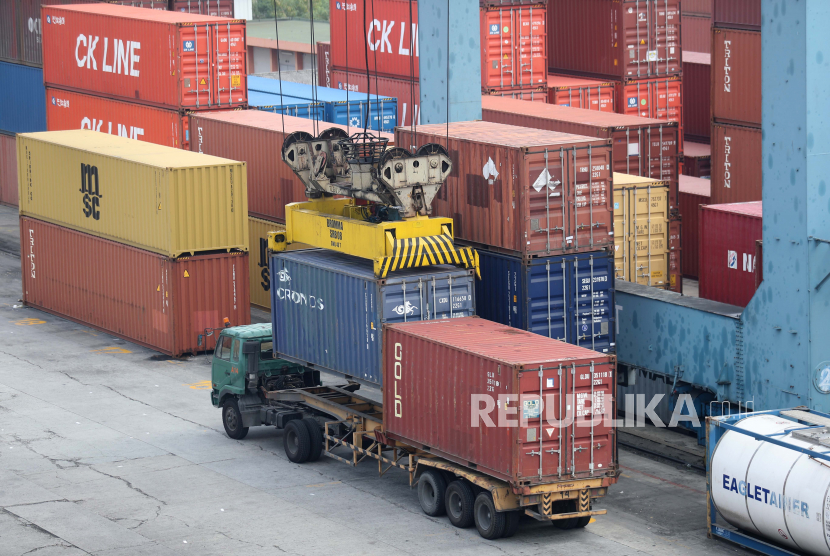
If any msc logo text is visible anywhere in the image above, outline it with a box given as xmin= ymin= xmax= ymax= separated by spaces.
xmin=80 ymin=163 xmax=102 ymax=220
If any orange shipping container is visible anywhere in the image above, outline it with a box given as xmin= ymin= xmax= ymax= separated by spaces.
xmin=0 ymin=133 xmax=17 ymax=207
xmin=480 ymin=2 xmax=547 ymax=90
xmin=547 ymin=74 xmax=616 ymax=112
xmin=482 ymin=87 xmax=548 ymax=103
xmin=711 ymin=122 xmax=761 ymax=204
xmin=617 ymin=77 xmax=683 ymax=152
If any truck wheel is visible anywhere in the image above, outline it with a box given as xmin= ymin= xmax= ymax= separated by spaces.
xmin=445 ymin=480 xmax=475 ymax=528
xmin=553 ymin=515 xmax=591 ymax=530
xmin=502 ymin=510 xmax=521 ymax=538
xmin=301 ymin=418 xmax=323 ymax=462
xmin=222 ymin=398 xmax=249 ymax=440
xmin=283 ymin=420 xmax=311 ymax=463
xmin=418 ymin=469 xmax=447 ymax=517
xmin=474 ymin=492 xmax=506 ymax=540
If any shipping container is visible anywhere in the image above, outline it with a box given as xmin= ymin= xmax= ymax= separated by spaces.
xmin=668 ymin=214 xmax=682 ymax=292
xmin=711 ymin=28 xmax=761 ymax=127
xmin=683 ymin=141 xmax=711 ymax=178
xmin=0 ymin=133 xmax=18 ymax=207
xmin=682 ymin=51 xmax=711 ymax=143
xmin=331 ymin=69 xmax=420 ymax=127
xmin=45 ymin=87 xmax=188 ymax=148
xmin=0 ymin=62 xmax=46 ymax=134
xmin=612 ymin=173 xmax=669 ymax=288
xmin=684 ymin=0 xmax=713 ymax=15
xmin=329 ymin=0 xmax=419 ymax=80
xmin=170 ymin=0 xmax=233 ymax=18
xmin=699 ymin=201 xmax=761 ymax=306
xmin=482 ymin=87 xmax=548 ymax=103
xmin=617 ymin=76 xmax=683 ymax=151
xmin=710 ymin=122 xmax=761 ymax=204
xmin=396 ymin=121 xmax=613 ymax=258
xmin=480 ymin=96 xmax=680 ymax=209
xmin=681 ymin=14 xmax=712 ymax=54
xmin=547 ymin=74 xmax=616 ymax=112
xmin=248 ymin=91 xmax=327 ymax=121
xmin=316 ymin=41 xmax=331 ymax=88
xmin=475 ymin=250 xmax=615 ymax=353
xmin=270 ymin=249 xmax=475 ymax=387
xmin=108 ymin=0 xmax=168 ymax=8
xmin=42 ymin=3 xmax=247 ymax=111
xmin=21 ymin=216 xmax=250 ymax=356
xmin=18 ymin=130 xmax=248 ymax=257
xmin=547 ymin=0 xmax=681 ymax=81
xmin=678 ymin=174 xmax=711 ymax=278
xmin=480 ymin=2 xmax=546 ymax=90
xmin=247 ymin=217 xmax=311 ymax=310
xmin=383 ymin=316 xmax=617 ymax=486
xmin=713 ymin=0 xmax=761 ymax=31
xmin=188 ymin=111 xmax=393 ymax=222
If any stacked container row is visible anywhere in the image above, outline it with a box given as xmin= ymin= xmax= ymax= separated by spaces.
xmin=678 ymin=174 xmax=711 ymax=279
xmin=681 ymin=0 xmax=712 ymax=54
xmin=682 ymin=51 xmax=710 ymax=144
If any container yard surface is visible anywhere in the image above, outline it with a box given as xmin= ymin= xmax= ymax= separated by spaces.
xmin=0 ymin=203 xmax=752 ymax=556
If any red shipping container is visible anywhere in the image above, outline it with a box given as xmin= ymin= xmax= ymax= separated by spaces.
xmin=170 ymin=0 xmax=233 ymax=18
xmin=669 ymin=214 xmax=682 ymax=293
xmin=547 ymin=74 xmax=616 ymax=112
xmin=329 ymin=0 xmax=419 ymax=80
xmin=480 ymin=2 xmax=546 ymax=90
xmin=684 ymin=0 xmax=713 ymax=15
xmin=547 ymin=0 xmax=681 ymax=81
xmin=42 ymin=3 xmax=247 ymax=111
xmin=0 ymin=133 xmax=18 ymax=207
xmin=678 ymin=174 xmax=711 ymax=278
xmin=316 ymin=41 xmax=331 ymax=88
xmin=681 ymin=14 xmax=712 ymax=54
xmin=710 ymin=122 xmax=761 ymax=204
xmin=682 ymin=51 xmax=710 ymax=143
xmin=698 ymin=201 xmax=761 ymax=306
xmin=331 ymin=69 xmax=420 ymax=127
xmin=396 ymin=121 xmax=613 ymax=257
xmin=618 ymin=76 xmax=682 ymax=152
xmin=21 ymin=216 xmax=250 ymax=356
xmin=482 ymin=87 xmax=548 ymax=103
xmin=712 ymin=27 xmax=761 ymax=127
xmin=45 ymin=87 xmax=188 ymax=148
xmin=480 ymin=96 xmax=680 ymax=209
xmin=683 ymin=142 xmax=711 ymax=178
xmin=108 ymin=1 xmax=168 ymax=9
xmin=713 ymin=0 xmax=761 ymax=31
xmin=383 ymin=317 xmax=618 ymax=486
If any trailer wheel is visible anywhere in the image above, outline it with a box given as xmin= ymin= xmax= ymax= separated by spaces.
xmin=502 ymin=511 xmax=521 ymax=538
xmin=222 ymin=398 xmax=249 ymax=440
xmin=283 ymin=420 xmax=311 ymax=463
xmin=445 ymin=480 xmax=475 ymax=528
xmin=554 ymin=515 xmax=591 ymax=530
xmin=418 ymin=469 xmax=447 ymax=517
xmin=301 ymin=418 xmax=323 ymax=462
xmin=474 ymin=492 xmax=506 ymax=540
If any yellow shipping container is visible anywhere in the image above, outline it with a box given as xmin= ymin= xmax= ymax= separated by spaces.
xmin=613 ymin=173 xmax=669 ymax=288
xmin=18 ymin=130 xmax=248 ymax=258
xmin=248 ymin=217 xmax=310 ymax=310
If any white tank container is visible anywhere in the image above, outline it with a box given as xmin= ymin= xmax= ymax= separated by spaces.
xmin=710 ymin=414 xmax=830 ymax=555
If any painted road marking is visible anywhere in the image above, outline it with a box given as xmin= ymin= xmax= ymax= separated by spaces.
xmin=187 ymin=380 xmax=212 ymax=390
xmin=13 ymin=318 xmax=46 ymax=325
xmin=91 ymin=347 xmax=132 ymax=354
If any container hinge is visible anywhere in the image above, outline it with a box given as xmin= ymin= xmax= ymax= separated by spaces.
xmin=574 ymin=445 xmax=588 ymax=453
xmin=529 ymin=450 xmax=541 ymax=457
xmin=546 ymin=449 xmax=560 ymax=455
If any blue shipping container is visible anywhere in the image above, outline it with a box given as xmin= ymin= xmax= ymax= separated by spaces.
xmin=475 ymin=250 xmax=616 ymax=353
xmin=248 ymin=91 xmax=327 ymax=120
xmin=0 ymin=62 xmax=46 ymax=134
xmin=270 ymin=249 xmax=475 ymax=386
xmin=248 ymin=76 xmax=396 ymax=132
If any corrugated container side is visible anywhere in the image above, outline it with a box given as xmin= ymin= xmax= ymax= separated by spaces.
xmin=0 ymin=1 xmax=20 ymax=64
xmin=480 ymin=3 xmax=546 ymax=90
xmin=617 ymin=76 xmax=683 ymax=151
xmin=21 ymin=216 xmax=250 ymax=356
xmin=710 ymin=122 xmax=761 ymax=204
xmin=669 ymin=214 xmax=682 ymax=292
xmin=170 ymin=0 xmax=233 ymax=17
xmin=482 ymin=87 xmax=548 ymax=103
xmin=682 ymin=142 xmax=711 ymax=177
xmin=699 ymin=201 xmax=762 ymax=306
xmin=331 ymin=69 xmax=420 ymax=127
xmin=682 ymin=52 xmax=711 ymax=142
xmin=317 ymin=41 xmax=331 ymax=88
xmin=678 ymin=174 xmax=711 ymax=278
xmin=681 ymin=14 xmax=712 ymax=54
xmin=0 ymin=62 xmax=46 ymax=134
xmin=0 ymin=133 xmax=18 ymax=207
xmin=684 ymin=0 xmax=713 ymax=15
xmin=547 ymin=74 xmax=616 ymax=112
xmin=107 ymin=1 xmax=169 ymax=9
xmin=270 ymin=250 xmax=475 ymax=387
xmin=396 ymin=121 xmax=614 ymax=257
xmin=711 ymin=28 xmax=761 ymax=126
xmin=247 ymin=217 xmax=310 ymax=310
xmin=713 ymin=0 xmax=761 ymax=30
xmin=383 ymin=317 xmax=617 ymax=486
xmin=18 ymin=130 xmax=248 ymax=257
xmin=475 ymin=250 xmax=616 ymax=352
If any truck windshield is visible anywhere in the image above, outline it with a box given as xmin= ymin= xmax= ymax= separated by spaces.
xmin=260 ymin=341 xmax=274 ymax=360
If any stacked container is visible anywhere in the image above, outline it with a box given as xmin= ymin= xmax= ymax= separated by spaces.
xmin=546 ymin=74 xmax=616 ymax=112
xmin=682 ymin=142 xmax=711 ymax=178
xmin=678 ymin=174 xmax=711 ymax=279
xmin=18 ymin=130 xmax=250 ymax=355
xmin=682 ymin=51 xmax=711 ymax=144
xmin=682 ymin=0 xmax=712 ymax=54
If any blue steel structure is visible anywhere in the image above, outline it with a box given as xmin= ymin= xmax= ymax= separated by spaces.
xmin=616 ymin=0 xmax=830 ymax=439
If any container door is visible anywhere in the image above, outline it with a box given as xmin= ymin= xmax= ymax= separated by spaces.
xmin=611 ymin=128 xmax=649 ymax=182
xmin=526 ymin=258 xmax=567 ymax=341
xmin=514 ymin=5 xmax=546 ymax=88
xmin=570 ymin=146 xmax=613 ymax=251
xmin=180 ymin=24 xmax=214 ymax=109
xmin=518 ymin=364 xmax=567 ymax=481
xmin=582 ymin=84 xmax=616 ymax=113
xmin=613 ymin=187 xmax=628 ymax=281
xmin=567 ymin=361 xmax=615 ymax=478
xmin=570 ymin=254 xmax=615 ymax=353
xmin=382 ymin=274 xmax=475 ymax=323
xmin=481 ymin=7 xmax=515 ymax=89
xmin=212 ymin=22 xmax=247 ymax=107
xmin=526 ymin=148 xmax=568 ymax=254
xmin=629 ymin=185 xmax=668 ymax=288
xmin=668 ymin=215 xmax=682 ymax=293
xmin=621 ymin=1 xmax=652 ymax=79
xmin=650 ymin=0 xmax=681 ymax=76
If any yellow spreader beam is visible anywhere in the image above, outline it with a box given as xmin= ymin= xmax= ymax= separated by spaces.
xmin=267 ymin=199 xmax=480 ymax=279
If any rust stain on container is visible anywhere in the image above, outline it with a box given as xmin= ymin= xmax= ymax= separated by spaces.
xmin=712 ymin=28 xmax=760 ymax=127
xmin=682 ymin=51 xmax=711 ymax=143
xmin=679 ymin=174 xmax=711 ymax=279
xmin=711 ymin=122 xmax=761 ymax=204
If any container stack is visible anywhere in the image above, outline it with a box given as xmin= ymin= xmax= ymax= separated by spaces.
xmin=18 ymin=129 xmax=250 ymax=355
xmin=678 ymin=174 xmax=712 ymax=280
xmin=681 ymin=0 xmax=712 ymax=54
xmin=546 ymin=74 xmax=616 ymax=112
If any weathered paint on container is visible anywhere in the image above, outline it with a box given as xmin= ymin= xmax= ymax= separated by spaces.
xmin=712 ymin=28 xmax=761 ymax=127
xmin=18 ymin=130 xmax=248 ymax=257
xmin=547 ymin=74 xmax=616 ymax=112
xmin=270 ymin=249 xmax=475 ymax=387
xmin=170 ymin=0 xmax=234 ymax=18
xmin=383 ymin=317 xmax=617 ymax=486
xmin=316 ymin=41 xmax=331 ymax=88
xmin=480 ymin=2 xmax=546 ymax=90
xmin=21 ymin=216 xmax=250 ymax=356
xmin=617 ymin=76 xmax=683 ymax=152
xmin=480 ymin=96 xmax=680 ymax=209
xmin=710 ymin=122 xmax=761 ymax=204
xmin=682 ymin=51 xmax=711 ymax=143
xmin=684 ymin=0 xmax=713 ymax=16
xmin=247 ymin=217 xmax=310 ymax=311
xmin=482 ymin=87 xmax=548 ymax=103
xmin=681 ymin=14 xmax=712 ymax=54
xmin=45 ymin=87 xmax=188 ymax=148
xmin=331 ymin=69 xmax=420 ymax=127
xmin=0 ymin=61 xmax=46 ymax=134
xmin=396 ymin=121 xmax=613 ymax=258
xmin=699 ymin=201 xmax=761 ymax=307
xmin=683 ymin=142 xmax=711 ymax=178
xmin=613 ymin=173 xmax=669 ymax=289
xmin=713 ymin=0 xmax=761 ymax=31
xmin=547 ymin=0 xmax=681 ymax=81
xmin=0 ymin=133 xmax=18 ymax=207
xmin=679 ymin=174 xmax=712 ymax=278
xmin=188 ymin=110 xmax=393 ymax=221
xmin=42 ymin=4 xmax=248 ymax=111
xmin=475 ymin=250 xmax=615 ymax=353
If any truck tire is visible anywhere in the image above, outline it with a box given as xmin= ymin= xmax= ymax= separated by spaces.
xmin=445 ymin=480 xmax=475 ymax=528
xmin=283 ymin=420 xmax=311 ymax=463
xmin=502 ymin=510 xmax=521 ymax=538
xmin=418 ymin=469 xmax=447 ymax=517
xmin=301 ymin=418 xmax=323 ymax=462
xmin=554 ymin=515 xmax=591 ymax=530
xmin=222 ymin=398 xmax=249 ymax=440
xmin=474 ymin=492 xmax=506 ymax=540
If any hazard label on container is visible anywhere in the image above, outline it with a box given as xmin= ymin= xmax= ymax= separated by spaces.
xmin=183 ymin=270 xmax=190 ymax=278
xmin=199 ymin=78 xmax=207 ymax=85
xmin=231 ymin=74 xmax=240 ymax=87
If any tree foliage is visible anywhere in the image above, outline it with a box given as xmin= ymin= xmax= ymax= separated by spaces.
xmin=253 ymin=0 xmax=330 ymax=21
